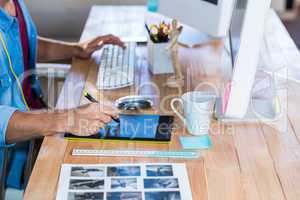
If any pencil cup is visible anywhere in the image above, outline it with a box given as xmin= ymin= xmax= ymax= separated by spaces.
xmin=148 ymin=39 xmax=174 ymax=75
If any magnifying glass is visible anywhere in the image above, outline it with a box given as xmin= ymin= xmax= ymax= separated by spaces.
xmin=115 ymin=96 xmax=154 ymax=111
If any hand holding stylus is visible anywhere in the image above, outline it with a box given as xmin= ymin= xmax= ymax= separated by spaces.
xmin=84 ymin=91 xmax=120 ymax=123
xmin=63 ymin=102 xmax=118 ymax=136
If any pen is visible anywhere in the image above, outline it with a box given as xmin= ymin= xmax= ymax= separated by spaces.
xmin=83 ymin=91 xmax=120 ymax=123
xmin=145 ymin=23 xmax=151 ymax=35
xmin=145 ymin=23 xmax=156 ymax=42
xmin=84 ymin=91 xmax=98 ymax=103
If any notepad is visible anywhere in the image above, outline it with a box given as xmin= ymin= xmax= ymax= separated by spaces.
xmin=180 ymin=135 xmax=212 ymax=150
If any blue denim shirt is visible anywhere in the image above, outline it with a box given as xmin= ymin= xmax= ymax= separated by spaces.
xmin=0 ymin=0 xmax=41 ymax=188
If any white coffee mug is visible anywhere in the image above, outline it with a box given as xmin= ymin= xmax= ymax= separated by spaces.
xmin=171 ymin=91 xmax=215 ymax=136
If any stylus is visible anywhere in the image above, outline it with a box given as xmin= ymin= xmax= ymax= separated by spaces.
xmin=83 ymin=91 xmax=120 ymax=123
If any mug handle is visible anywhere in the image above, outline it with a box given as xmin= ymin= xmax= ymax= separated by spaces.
xmin=171 ymin=98 xmax=187 ymax=125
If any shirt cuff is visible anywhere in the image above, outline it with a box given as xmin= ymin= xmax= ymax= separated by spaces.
xmin=0 ymin=106 xmax=18 ymax=148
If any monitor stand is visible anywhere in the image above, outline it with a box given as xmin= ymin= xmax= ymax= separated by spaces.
xmin=217 ymin=32 xmax=283 ymax=123
xmin=214 ymin=48 xmax=281 ymax=124
xmin=214 ymin=96 xmax=280 ymax=123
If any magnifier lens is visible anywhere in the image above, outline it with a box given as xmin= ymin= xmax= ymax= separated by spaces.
xmin=116 ymin=96 xmax=153 ymax=111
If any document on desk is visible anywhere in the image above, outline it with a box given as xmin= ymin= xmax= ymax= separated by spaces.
xmin=56 ymin=163 xmax=193 ymax=200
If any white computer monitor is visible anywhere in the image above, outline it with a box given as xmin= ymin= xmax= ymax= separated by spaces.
xmin=158 ymin=0 xmax=274 ymax=121
xmin=222 ymin=0 xmax=273 ymax=120
xmin=158 ymin=0 xmax=235 ymax=37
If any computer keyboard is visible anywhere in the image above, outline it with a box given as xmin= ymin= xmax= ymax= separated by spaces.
xmin=96 ymin=42 xmax=136 ymax=90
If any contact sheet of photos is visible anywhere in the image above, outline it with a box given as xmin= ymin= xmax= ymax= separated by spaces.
xmin=56 ymin=163 xmax=193 ymax=200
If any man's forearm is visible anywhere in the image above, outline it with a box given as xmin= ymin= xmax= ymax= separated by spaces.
xmin=6 ymin=110 xmax=67 ymax=144
xmin=37 ymin=37 xmax=81 ymax=62
xmin=5 ymin=103 xmax=119 ymax=144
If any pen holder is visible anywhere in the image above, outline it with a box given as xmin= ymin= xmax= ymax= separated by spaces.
xmin=147 ymin=39 xmax=174 ymax=75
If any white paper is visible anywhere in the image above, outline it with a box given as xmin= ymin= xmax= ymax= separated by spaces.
xmin=56 ymin=163 xmax=193 ymax=200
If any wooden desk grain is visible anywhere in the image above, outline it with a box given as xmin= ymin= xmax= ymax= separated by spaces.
xmin=24 ymin=6 xmax=300 ymax=200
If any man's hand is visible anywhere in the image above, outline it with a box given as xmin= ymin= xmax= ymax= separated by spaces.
xmin=76 ymin=34 xmax=125 ymax=59
xmin=37 ymin=35 xmax=125 ymax=62
xmin=5 ymin=102 xmax=119 ymax=144
xmin=65 ymin=102 xmax=119 ymax=137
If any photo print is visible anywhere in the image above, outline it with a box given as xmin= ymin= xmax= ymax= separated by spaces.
xmin=67 ymin=192 xmax=103 ymax=200
xmin=144 ymin=178 xmax=179 ymax=189
xmin=106 ymin=192 xmax=142 ymax=200
xmin=56 ymin=164 xmax=192 ymax=200
xmin=145 ymin=191 xmax=181 ymax=200
xmin=107 ymin=166 xmax=141 ymax=177
xmin=146 ymin=165 xmax=173 ymax=177
xmin=70 ymin=166 xmax=105 ymax=177
xmin=69 ymin=179 xmax=104 ymax=190
xmin=111 ymin=178 xmax=138 ymax=190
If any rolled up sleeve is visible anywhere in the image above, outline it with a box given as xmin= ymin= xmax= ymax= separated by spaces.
xmin=0 ymin=106 xmax=18 ymax=148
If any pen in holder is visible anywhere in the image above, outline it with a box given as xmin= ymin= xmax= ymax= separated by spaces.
xmin=146 ymin=22 xmax=174 ymax=75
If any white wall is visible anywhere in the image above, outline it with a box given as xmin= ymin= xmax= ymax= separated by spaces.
xmin=24 ymin=0 xmax=146 ymax=40
xmin=24 ymin=0 xmax=294 ymax=40
xmin=271 ymin=0 xmax=287 ymax=12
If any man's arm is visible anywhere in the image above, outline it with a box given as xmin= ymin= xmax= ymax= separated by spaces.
xmin=37 ymin=37 xmax=80 ymax=62
xmin=6 ymin=110 xmax=66 ymax=144
xmin=5 ymin=103 xmax=118 ymax=144
xmin=37 ymin=35 xmax=125 ymax=62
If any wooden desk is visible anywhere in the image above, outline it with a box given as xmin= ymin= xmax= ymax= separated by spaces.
xmin=24 ymin=6 xmax=300 ymax=200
